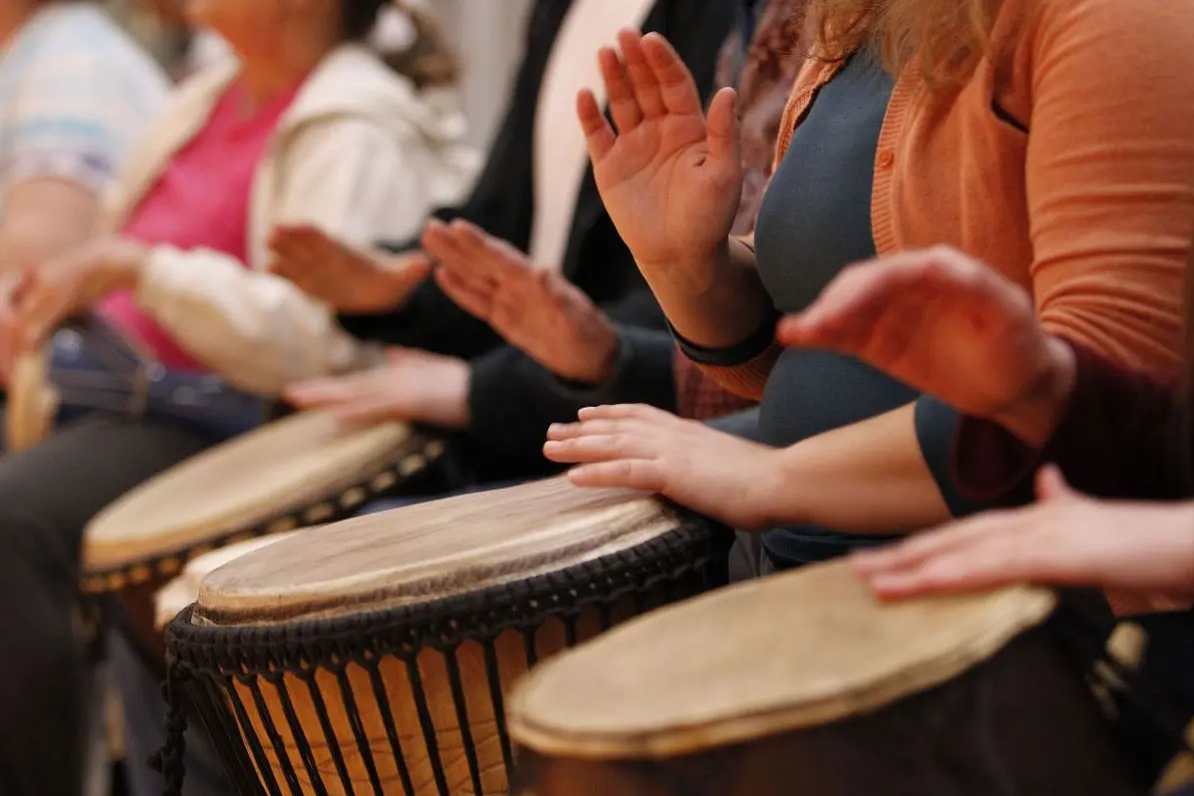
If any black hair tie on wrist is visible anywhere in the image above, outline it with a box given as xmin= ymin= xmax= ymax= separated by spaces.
xmin=669 ymin=305 xmax=781 ymax=368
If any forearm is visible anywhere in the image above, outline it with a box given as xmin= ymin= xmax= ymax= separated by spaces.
xmin=649 ymin=237 xmax=774 ymax=349
xmin=140 ymin=246 xmax=381 ymax=393
xmin=0 ymin=180 xmax=101 ymax=271
xmin=765 ymin=403 xmax=952 ymax=533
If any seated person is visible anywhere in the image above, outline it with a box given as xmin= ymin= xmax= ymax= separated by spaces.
xmin=542 ymin=0 xmax=1194 ymax=572
xmin=0 ymin=0 xmax=476 ymax=792
xmin=264 ymin=0 xmax=737 ymax=492
xmin=269 ymin=0 xmax=805 ymax=471
xmin=0 ymin=0 xmax=167 ymax=272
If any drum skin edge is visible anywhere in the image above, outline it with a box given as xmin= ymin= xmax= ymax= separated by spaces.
xmin=508 ymin=586 xmax=1056 ymax=760
xmin=80 ymin=433 xmax=445 ymax=595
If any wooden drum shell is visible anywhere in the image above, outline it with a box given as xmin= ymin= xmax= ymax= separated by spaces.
xmin=164 ymin=503 xmax=721 ymax=796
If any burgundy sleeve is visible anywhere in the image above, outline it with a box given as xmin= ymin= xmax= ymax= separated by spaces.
xmin=952 ymin=344 xmax=1186 ymax=504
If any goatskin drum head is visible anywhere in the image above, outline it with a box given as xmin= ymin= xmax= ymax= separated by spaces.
xmin=84 ymin=410 xmax=413 ymax=575
xmin=507 ymin=557 xmax=1057 ymax=759
xmin=193 ymin=475 xmax=685 ymax=626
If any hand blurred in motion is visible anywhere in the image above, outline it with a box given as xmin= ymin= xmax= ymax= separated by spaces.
xmin=543 ymin=403 xmax=785 ymax=531
xmin=579 ymin=29 xmax=743 ymax=292
xmin=422 ymin=218 xmax=620 ymax=384
xmin=268 ymin=224 xmax=433 ymax=313
xmin=852 ymin=466 xmax=1194 ymax=607
xmin=0 ymin=235 xmax=147 ymax=381
xmin=777 ymin=246 xmax=1076 ymax=447
xmin=285 ymin=346 xmax=471 ymax=429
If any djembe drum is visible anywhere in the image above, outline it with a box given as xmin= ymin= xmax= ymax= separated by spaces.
xmin=6 ymin=315 xmax=272 ymax=450
xmin=508 ymin=558 xmax=1149 ymax=796
xmin=83 ymin=409 xmax=445 ymax=667
xmin=161 ymin=476 xmax=725 ymax=796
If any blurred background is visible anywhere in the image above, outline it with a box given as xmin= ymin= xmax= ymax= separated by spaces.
xmin=107 ymin=0 xmax=534 ymax=149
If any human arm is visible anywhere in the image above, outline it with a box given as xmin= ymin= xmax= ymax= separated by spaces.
xmin=0 ymin=179 xmax=100 ymax=272
xmin=0 ymin=26 xmax=167 ymax=271
xmin=851 ymin=466 xmax=1194 ymax=604
xmin=542 ymin=236 xmax=1182 ymax=531
xmin=132 ymin=120 xmax=434 ymax=394
xmin=545 ymin=402 xmax=949 ymax=533
xmin=580 ymin=30 xmax=776 ymax=396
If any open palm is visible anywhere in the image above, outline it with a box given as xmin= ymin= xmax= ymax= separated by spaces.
xmin=778 ymin=248 xmax=1062 ymax=420
xmin=579 ymin=30 xmax=743 ymax=283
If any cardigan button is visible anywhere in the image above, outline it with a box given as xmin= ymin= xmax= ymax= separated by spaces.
xmin=877 ymin=148 xmax=895 ymax=169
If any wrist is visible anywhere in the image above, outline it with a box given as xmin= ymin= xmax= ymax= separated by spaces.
xmin=565 ymin=324 xmax=622 ymax=386
xmin=651 ymin=238 xmax=772 ymax=348
xmin=746 ymin=446 xmax=808 ymax=531
xmin=993 ymin=336 xmax=1076 ymax=448
xmin=100 ymin=236 xmax=149 ymax=293
xmin=424 ymin=356 xmax=471 ymax=430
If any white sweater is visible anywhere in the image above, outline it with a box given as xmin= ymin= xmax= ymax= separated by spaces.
xmin=99 ymin=44 xmax=479 ymax=395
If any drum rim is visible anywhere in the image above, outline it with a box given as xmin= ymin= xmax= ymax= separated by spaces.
xmin=162 ymin=517 xmax=718 ymax=673
xmin=80 ymin=426 xmax=446 ymax=595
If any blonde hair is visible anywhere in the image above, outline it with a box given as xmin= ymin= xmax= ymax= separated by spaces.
xmin=801 ymin=0 xmax=1003 ymax=84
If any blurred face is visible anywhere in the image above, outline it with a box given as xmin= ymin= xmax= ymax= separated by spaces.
xmin=184 ymin=0 xmax=297 ymax=55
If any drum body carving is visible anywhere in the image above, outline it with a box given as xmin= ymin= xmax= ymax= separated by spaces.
xmin=509 ymin=560 xmax=1146 ymax=796
xmin=163 ymin=476 xmax=724 ymax=796
xmin=83 ymin=409 xmax=444 ymax=666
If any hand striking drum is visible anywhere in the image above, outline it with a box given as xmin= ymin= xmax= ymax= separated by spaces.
xmin=160 ymin=475 xmax=725 ymax=796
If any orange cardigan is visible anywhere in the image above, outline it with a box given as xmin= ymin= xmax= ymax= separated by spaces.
xmin=704 ymin=0 xmax=1194 ymax=399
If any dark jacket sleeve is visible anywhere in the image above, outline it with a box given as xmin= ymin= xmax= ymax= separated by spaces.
xmin=337 ymin=0 xmax=555 ymax=353
xmin=949 ymin=344 xmax=1186 ymax=504
xmin=461 ymin=290 xmax=676 ymax=482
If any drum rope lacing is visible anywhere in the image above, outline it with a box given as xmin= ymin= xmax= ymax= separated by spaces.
xmin=154 ymin=518 xmax=727 ymax=796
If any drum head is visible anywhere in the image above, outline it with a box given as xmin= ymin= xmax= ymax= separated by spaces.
xmin=154 ymin=531 xmax=303 ymax=630
xmin=507 ymin=558 xmax=1057 ymax=759
xmin=84 ymin=411 xmax=414 ymax=575
xmin=193 ymin=476 xmax=686 ymax=626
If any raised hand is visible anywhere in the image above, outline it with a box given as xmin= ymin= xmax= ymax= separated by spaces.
xmin=268 ymin=224 xmax=433 ymax=313
xmin=852 ymin=466 xmax=1194 ymax=607
xmin=777 ymin=247 xmax=1076 ymax=446
xmin=423 ymin=218 xmax=620 ymax=384
xmin=543 ymin=403 xmax=786 ymax=531
xmin=579 ymin=30 xmax=743 ymax=291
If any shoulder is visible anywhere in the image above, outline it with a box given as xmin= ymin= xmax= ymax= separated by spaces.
xmin=11 ymin=4 xmax=168 ymax=98
xmin=284 ymin=45 xmax=468 ymax=145
xmin=1010 ymin=0 xmax=1194 ymax=68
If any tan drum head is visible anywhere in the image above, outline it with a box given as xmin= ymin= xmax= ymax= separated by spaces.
xmin=154 ymin=531 xmax=304 ymax=630
xmin=83 ymin=410 xmax=432 ymax=589
xmin=6 ymin=349 xmax=59 ymax=452
xmin=507 ymin=558 xmax=1057 ymax=760
xmin=193 ymin=475 xmax=684 ymax=626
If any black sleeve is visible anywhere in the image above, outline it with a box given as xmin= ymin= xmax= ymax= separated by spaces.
xmin=338 ymin=0 xmax=556 ymax=352
xmin=460 ymin=292 xmax=677 ymax=483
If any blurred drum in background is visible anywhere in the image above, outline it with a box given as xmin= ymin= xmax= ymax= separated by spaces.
xmin=6 ymin=315 xmax=265 ymax=451
xmin=83 ymin=409 xmax=445 ymax=669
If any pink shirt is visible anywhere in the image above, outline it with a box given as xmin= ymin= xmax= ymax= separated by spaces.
xmin=99 ymin=79 xmax=298 ymax=370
